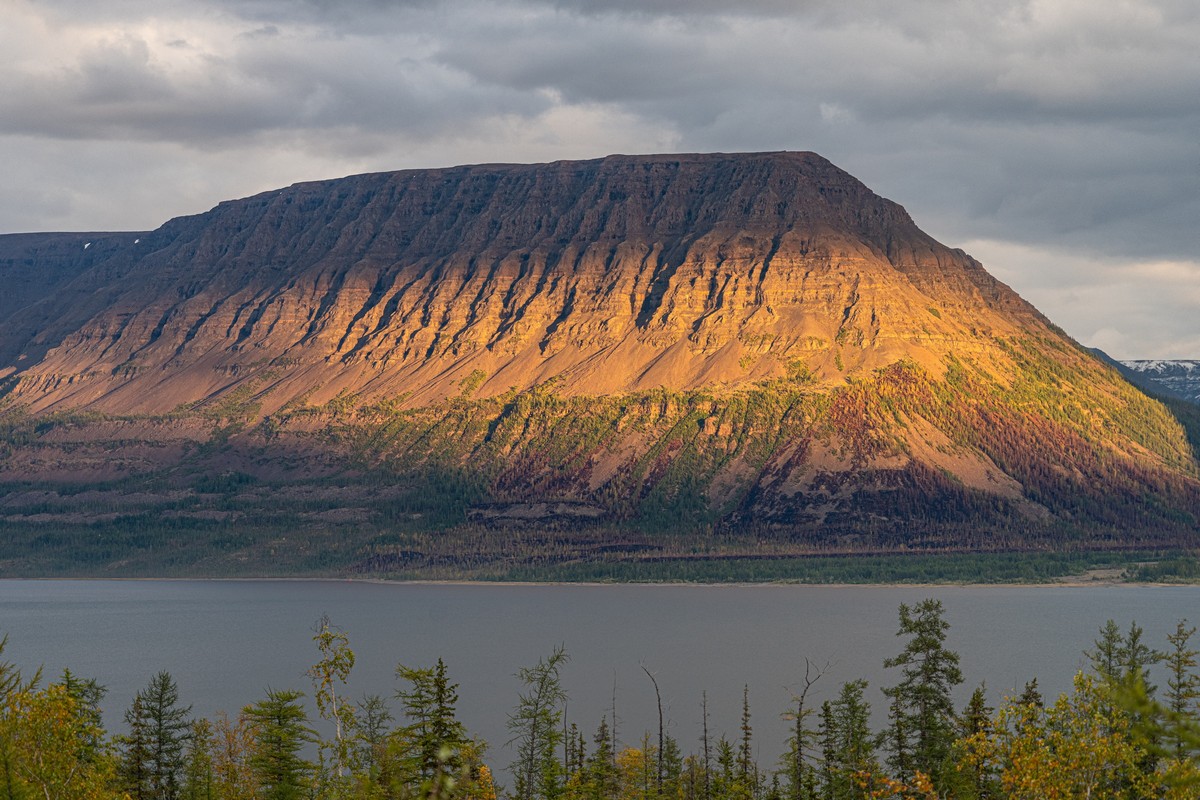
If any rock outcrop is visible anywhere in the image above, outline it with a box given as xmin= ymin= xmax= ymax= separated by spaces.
xmin=1 ymin=153 xmax=1041 ymax=413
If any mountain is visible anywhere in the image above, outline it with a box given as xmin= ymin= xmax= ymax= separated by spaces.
xmin=0 ymin=152 xmax=1197 ymax=577
xmin=1121 ymin=360 xmax=1200 ymax=405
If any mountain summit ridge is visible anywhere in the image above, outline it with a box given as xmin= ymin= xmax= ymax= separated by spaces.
xmin=0 ymin=152 xmax=1196 ymax=574
xmin=1 ymin=151 xmax=1040 ymax=414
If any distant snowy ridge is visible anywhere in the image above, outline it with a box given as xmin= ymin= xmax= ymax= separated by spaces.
xmin=1120 ymin=359 xmax=1200 ymax=404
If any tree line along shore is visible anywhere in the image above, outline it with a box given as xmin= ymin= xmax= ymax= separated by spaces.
xmin=2 ymin=600 xmax=1200 ymax=799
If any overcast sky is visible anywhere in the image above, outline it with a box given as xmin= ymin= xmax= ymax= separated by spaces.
xmin=3 ymin=0 xmax=1198 ymax=358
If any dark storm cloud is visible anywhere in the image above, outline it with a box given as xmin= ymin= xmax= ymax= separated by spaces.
xmin=3 ymin=0 xmax=1198 ymax=356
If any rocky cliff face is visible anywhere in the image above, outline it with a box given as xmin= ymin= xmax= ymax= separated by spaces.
xmin=0 ymin=152 xmax=1197 ymax=573
xmin=1 ymin=153 xmax=1041 ymax=413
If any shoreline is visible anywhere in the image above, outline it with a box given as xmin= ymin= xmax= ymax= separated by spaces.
xmin=0 ymin=574 xmax=1187 ymax=589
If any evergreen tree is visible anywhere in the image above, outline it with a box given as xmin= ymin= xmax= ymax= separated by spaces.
xmin=700 ymin=692 xmax=713 ymax=800
xmin=1087 ymin=619 xmax=1124 ymax=684
xmin=120 ymin=694 xmax=154 ymax=799
xmin=60 ymin=668 xmax=106 ymax=762
xmin=143 ymin=671 xmax=192 ymax=800
xmin=714 ymin=737 xmax=742 ymax=800
xmin=816 ymin=681 xmax=875 ymax=800
xmin=1016 ymin=678 xmax=1043 ymax=709
xmin=396 ymin=658 xmax=471 ymax=782
xmin=817 ymin=700 xmax=837 ymax=800
xmin=662 ymin=732 xmax=683 ymax=800
xmin=951 ymin=685 xmax=996 ymax=800
xmin=1164 ymin=620 xmax=1200 ymax=759
xmin=881 ymin=599 xmax=963 ymax=785
xmin=587 ymin=716 xmax=618 ymax=800
xmin=509 ymin=646 xmax=570 ymax=800
xmin=354 ymin=694 xmax=392 ymax=784
xmin=958 ymin=685 xmax=992 ymax=740
xmin=1119 ymin=621 xmax=1162 ymax=696
xmin=738 ymin=685 xmax=753 ymax=786
xmin=120 ymin=671 xmax=194 ymax=800
xmin=245 ymin=688 xmax=316 ymax=800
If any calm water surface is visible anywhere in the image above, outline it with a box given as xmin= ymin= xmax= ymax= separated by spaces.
xmin=0 ymin=580 xmax=1197 ymax=774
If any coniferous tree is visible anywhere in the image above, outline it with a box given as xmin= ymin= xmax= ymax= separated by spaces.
xmin=738 ymin=686 xmax=753 ymax=787
xmin=142 ymin=671 xmax=192 ymax=800
xmin=587 ymin=716 xmax=618 ymax=800
xmin=662 ymin=732 xmax=684 ymax=800
xmin=60 ymin=668 xmax=106 ymax=763
xmin=1087 ymin=619 xmax=1124 ymax=684
xmin=714 ymin=737 xmax=741 ymax=800
xmin=509 ymin=646 xmax=569 ymax=800
xmin=881 ymin=599 xmax=963 ymax=785
xmin=1165 ymin=620 xmax=1200 ymax=759
xmin=354 ymin=694 xmax=392 ymax=785
xmin=1016 ymin=678 xmax=1043 ymax=709
xmin=396 ymin=658 xmax=471 ymax=782
xmin=816 ymin=681 xmax=875 ymax=800
xmin=211 ymin=711 xmax=254 ymax=800
xmin=60 ymin=670 xmax=105 ymax=743
xmin=1120 ymin=621 xmax=1162 ymax=695
xmin=120 ymin=694 xmax=153 ymax=799
xmin=245 ymin=689 xmax=316 ymax=800
xmin=700 ymin=692 xmax=713 ymax=800
xmin=950 ymin=685 xmax=996 ymax=800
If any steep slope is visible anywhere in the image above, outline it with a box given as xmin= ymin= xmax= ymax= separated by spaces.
xmin=0 ymin=152 xmax=1196 ymax=575
xmin=0 ymin=153 xmax=1038 ymax=413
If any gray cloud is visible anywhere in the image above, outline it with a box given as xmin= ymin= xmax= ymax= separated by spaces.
xmin=2 ymin=0 xmax=1198 ymax=356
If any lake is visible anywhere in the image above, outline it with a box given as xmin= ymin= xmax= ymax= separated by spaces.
xmin=0 ymin=580 xmax=1196 ymax=779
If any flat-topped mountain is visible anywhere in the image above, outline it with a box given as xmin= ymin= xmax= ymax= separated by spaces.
xmin=1 ymin=152 xmax=1039 ymax=413
xmin=0 ymin=152 xmax=1196 ymax=577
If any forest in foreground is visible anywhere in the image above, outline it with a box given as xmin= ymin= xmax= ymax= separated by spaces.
xmin=2 ymin=601 xmax=1200 ymax=799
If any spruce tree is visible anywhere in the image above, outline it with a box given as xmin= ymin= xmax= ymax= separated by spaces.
xmin=1016 ymin=678 xmax=1043 ymax=709
xmin=1165 ymin=620 xmax=1200 ymax=758
xmin=245 ymin=688 xmax=316 ymax=800
xmin=881 ymin=599 xmax=963 ymax=784
xmin=396 ymin=658 xmax=470 ymax=781
xmin=738 ymin=685 xmax=753 ymax=786
xmin=817 ymin=681 xmax=874 ymax=800
xmin=120 ymin=694 xmax=153 ymax=799
xmin=782 ymin=660 xmax=823 ymax=800
xmin=355 ymin=694 xmax=393 ymax=784
xmin=1119 ymin=621 xmax=1162 ymax=695
xmin=588 ymin=716 xmax=618 ymax=800
xmin=1087 ymin=619 xmax=1124 ymax=684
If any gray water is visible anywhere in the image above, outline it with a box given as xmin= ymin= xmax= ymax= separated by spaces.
xmin=0 ymin=580 xmax=1196 ymax=778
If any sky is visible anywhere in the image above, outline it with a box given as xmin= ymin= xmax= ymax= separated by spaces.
xmin=3 ymin=0 xmax=1198 ymax=358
